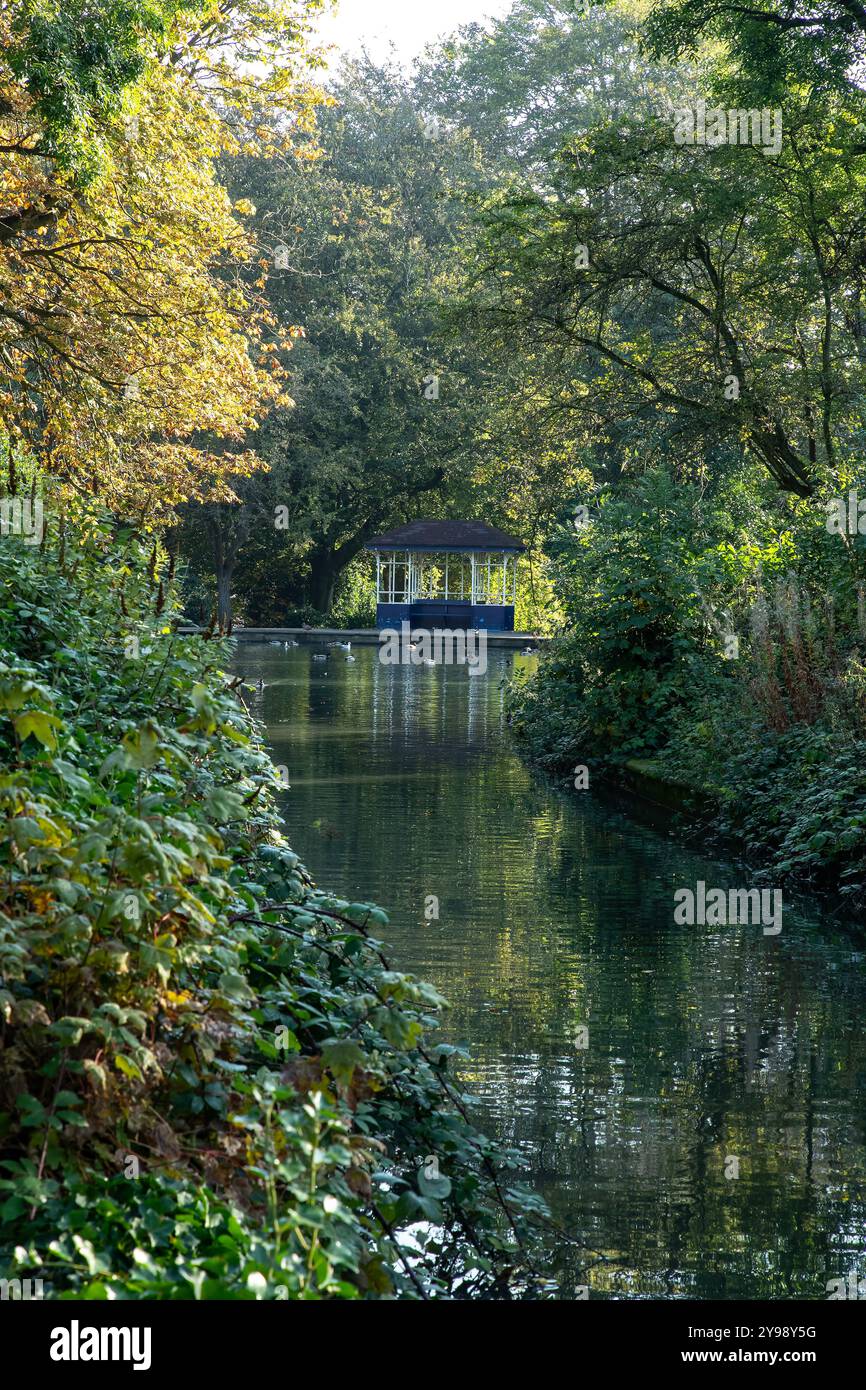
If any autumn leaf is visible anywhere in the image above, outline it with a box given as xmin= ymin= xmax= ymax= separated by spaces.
xmin=13 ymin=710 xmax=62 ymax=750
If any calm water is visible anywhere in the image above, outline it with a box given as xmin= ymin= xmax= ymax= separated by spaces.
xmin=241 ymin=641 xmax=866 ymax=1299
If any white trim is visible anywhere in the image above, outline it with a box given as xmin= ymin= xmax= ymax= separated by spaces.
xmin=373 ymin=547 xmax=517 ymax=608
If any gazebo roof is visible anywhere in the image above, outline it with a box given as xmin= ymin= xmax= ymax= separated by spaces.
xmin=366 ymin=520 xmax=524 ymax=552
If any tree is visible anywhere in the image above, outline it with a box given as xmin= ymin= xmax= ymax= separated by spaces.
xmin=642 ymin=0 xmax=866 ymax=97
xmin=413 ymin=2 xmax=693 ymax=543
xmin=416 ymin=0 xmax=681 ymax=173
xmin=460 ymin=84 xmax=866 ymax=497
xmin=181 ymin=54 xmax=494 ymax=622
xmin=0 ymin=0 xmax=326 ymax=512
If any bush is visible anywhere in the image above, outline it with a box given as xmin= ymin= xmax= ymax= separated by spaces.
xmin=508 ymin=467 xmax=866 ymax=901
xmin=330 ymin=557 xmax=376 ymax=629
xmin=508 ymin=469 xmax=734 ymax=766
xmin=660 ymin=691 xmax=866 ymax=901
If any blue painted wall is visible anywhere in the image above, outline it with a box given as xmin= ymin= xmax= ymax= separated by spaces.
xmin=375 ymin=601 xmax=515 ymax=631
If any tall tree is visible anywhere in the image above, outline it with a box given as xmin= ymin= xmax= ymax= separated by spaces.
xmin=0 ymin=0 xmax=325 ymax=512
xmin=183 ymin=55 xmax=493 ymax=622
xmin=643 ymin=0 xmax=866 ymax=97
xmin=458 ymin=73 xmax=866 ymax=495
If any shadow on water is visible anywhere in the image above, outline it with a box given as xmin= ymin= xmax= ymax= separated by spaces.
xmin=238 ymin=642 xmax=866 ymax=1300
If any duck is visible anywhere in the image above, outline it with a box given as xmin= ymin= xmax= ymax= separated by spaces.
xmin=285 ymin=639 xmax=299 ymax=649
xmin=256 ymin=676 xmax=266 ymax=691
xmin=311 ymin=652 xmax=327 ymax=661
xmin=344 ymin=653 xmax=356 ymax=663
xmin=520 ymin=646 xmax=535 ymax=655
xmin=334 ymin=640 xmax=352 ymax=653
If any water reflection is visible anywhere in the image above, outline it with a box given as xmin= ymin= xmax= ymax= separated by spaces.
xmin=240 ymin=643 xmax=866 ymax=1300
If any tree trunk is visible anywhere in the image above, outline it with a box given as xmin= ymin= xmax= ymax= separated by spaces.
xmin=749 ymin=424 xmax=814 ymax=497
xmin=216 ymin=562 xmax=234 ymax=631
xmin=308 ymin=551 xmax=337 ymax=615
xmin=206 ymin=502 xmax=249 ymax=632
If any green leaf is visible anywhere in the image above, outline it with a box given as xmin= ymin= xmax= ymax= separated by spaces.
xmin=321 ymin=1038 xmax=365 ymax=1085
xmin=114 ymin=1054 xmax=144 ymax=1081
xmin=121 ymin=725 xmax=161 ymax=769
xmin=418 ymin=1168 xmax=452 ymax=1199
xmin=205 ymin=788 xmax=246 ymax=822
xmin=14 ymin=710 xmax=62 ymax=749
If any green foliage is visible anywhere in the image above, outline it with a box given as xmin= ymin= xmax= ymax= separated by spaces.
xmin=509 ymin=470 xmax=735 ymax=762
xmin=660 ymin=635 xmax=866 ymax=900
xmin=330 ymin=556 xmax=376 ymax=630
xmin=0 ymin=506 xmax=552 ymax=1298
xmin=445 ymin=1 xmax=866 ymax=503
xmin=6 ymin=0 xmax=194 ymax=172
xmin=178 ymin=55 xmax=499 ymax=625
xmin=508 ymin=465 xmax=866 ymax=900
xmin=642 ymin=0 xmax=866 ymax=100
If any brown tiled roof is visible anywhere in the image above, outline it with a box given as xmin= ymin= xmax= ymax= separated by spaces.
xmin=366 ymin=520 xmax=524 ymax=551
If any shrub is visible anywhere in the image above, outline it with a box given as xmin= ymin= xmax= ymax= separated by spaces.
xmin=507 ymin=467 xmax=866 ymax=900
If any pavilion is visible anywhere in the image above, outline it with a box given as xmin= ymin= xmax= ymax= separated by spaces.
xmin=366 ymin=520 xmax=524 ymax=631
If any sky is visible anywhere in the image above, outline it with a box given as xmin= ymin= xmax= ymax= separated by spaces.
xmin=313 ymin=0 xmax=514 ymax=69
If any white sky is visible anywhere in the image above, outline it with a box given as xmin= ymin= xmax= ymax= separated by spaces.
xmin=313 ymin=0 xmax=515 ymax=68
